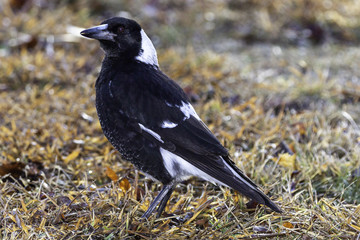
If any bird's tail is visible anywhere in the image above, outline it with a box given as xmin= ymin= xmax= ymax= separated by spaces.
xmin=173 ymin=147 xmax=282 ymax=213
xmin=220 ymin=156 xmax=282 ymax=213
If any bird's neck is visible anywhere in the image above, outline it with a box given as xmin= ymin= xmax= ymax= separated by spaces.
xmin=102 ymin=55 xmax=135 ymax=67
xmin=102 ymin=55 xmax=159 ymax=71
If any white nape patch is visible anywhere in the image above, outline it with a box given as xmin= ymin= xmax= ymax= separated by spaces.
xmin=220 ymin=157 xmax=257 ymax=190
xmin=161 ymin=120 xmax=178 ymax=128
xmin=160 ymin=148 xmax=222 ymax=184
xmin=135 ymin=29 xmax=159 ymax=67
xmin=138 ymin=123 xmax=164 ymax=143
xmin=180 ymin=101 xmax=201 ymax=120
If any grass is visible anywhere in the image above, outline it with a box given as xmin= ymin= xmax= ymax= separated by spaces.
xmin=0 ymin=0 xmax=359 ymax=239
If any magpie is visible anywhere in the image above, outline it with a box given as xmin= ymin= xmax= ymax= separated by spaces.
xmin=80 ymin=17 xmax=282 ymax=218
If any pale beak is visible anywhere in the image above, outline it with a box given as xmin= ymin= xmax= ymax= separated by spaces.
xmin=80 ymin=24 xmax=115 ymax=41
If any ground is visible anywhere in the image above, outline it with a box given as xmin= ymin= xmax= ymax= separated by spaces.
xmin=0 ymin=0 xmax=359 ymax=239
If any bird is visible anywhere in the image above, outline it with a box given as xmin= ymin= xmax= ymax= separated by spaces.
xmin=80 ymin=17 xmax=282 ymax=218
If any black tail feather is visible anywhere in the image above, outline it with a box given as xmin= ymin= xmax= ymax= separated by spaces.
xmin=221 ymin=156 xmax=282 ymax=213
xmin=174 ymin=147 xmax=282 ymax=213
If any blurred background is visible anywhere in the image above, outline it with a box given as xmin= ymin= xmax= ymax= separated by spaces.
xmin=1 ymin=0 xmax=360 ymax=101
xmin=0 ymin=0 xmax=360 ymax=239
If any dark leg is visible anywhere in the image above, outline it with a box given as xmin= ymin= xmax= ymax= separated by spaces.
xmin=156 ymin=185 xmax=174 ymax=218
xmin=141 ymin=184 xmax=174 ymax=219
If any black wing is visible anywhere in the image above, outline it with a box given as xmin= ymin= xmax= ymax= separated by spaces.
xmin=109 ymin=64 xmax=228 ymax=156
xmin=110 ymin=65 xmax=281 ymax=212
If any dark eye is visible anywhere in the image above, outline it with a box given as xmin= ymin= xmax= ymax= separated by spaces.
xmin=117 ymin=26 xmax=125 ymax=34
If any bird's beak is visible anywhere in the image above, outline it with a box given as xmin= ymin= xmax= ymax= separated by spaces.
xmin=80 ymin=24 xmax=115 ymax=41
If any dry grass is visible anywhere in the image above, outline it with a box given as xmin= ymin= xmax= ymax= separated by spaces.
xmin=1 ymin=0 xmax=360 ymax=239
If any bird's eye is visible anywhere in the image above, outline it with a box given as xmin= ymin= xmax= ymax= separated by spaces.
xmin=117 ymin=26 xmax=125 ymax=34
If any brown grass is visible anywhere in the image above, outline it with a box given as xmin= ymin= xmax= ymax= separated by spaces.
xmin=1 ymin=0 xmax=359 ymax=239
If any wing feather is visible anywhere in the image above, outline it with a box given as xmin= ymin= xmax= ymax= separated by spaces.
xmin=109 ymin=67 xmax=281 ymax=212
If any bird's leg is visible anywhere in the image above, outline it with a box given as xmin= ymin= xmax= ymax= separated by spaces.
xmin=141 ymin=184 xmax=174 ymax=219
xmin=156 ymin=185 xmax=174 ymax=218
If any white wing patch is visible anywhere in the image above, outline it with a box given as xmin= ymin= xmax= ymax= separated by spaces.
xmin=160 ymin=148 xmax=258 ymax=191
xmin=138 ymin=123 xmax=164 ymax=143
xmin=180 ymin=101 xmax=201 ymax=120
xmin=135 ymin=29 xmax=159 ymax=67
xmin=160 ymin=101 xmax=200 ymax=128
xmin=161 ymin=120 xmax=178 ymax=128
xmin=160 ymin=147 xmax=221 ymax=184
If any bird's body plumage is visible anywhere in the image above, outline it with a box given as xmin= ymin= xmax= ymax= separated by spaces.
xmin=81 ymin=17 xmax=281 ymax=218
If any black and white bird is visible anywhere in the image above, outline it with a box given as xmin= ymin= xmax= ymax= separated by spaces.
xmin=80 ymin=17 xmax=281 ymax=218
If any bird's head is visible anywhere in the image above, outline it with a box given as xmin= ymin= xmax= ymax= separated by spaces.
xmin=81 ymin=17 xmax=158 ymax=66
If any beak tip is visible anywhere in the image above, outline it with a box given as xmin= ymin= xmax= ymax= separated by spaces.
xmin=80 ymin=30 xmax=90 ymax=38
